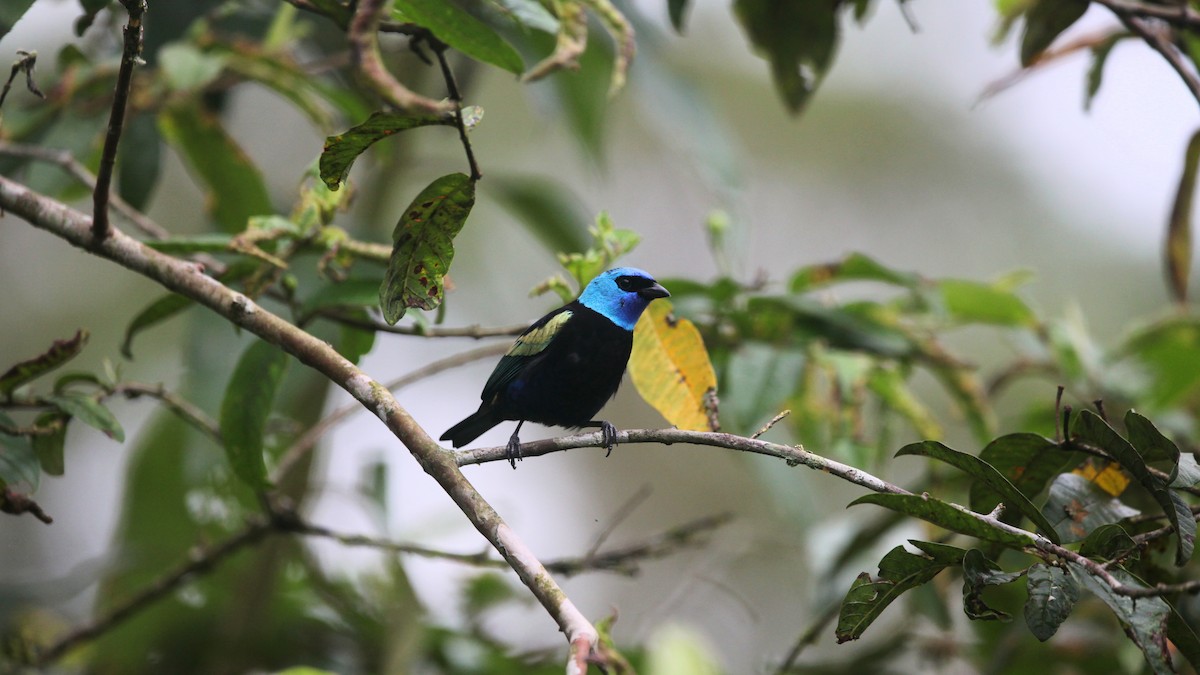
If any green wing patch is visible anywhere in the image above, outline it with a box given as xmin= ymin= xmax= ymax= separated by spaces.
xmin=509 ymin=311 xmax=572 ymax=357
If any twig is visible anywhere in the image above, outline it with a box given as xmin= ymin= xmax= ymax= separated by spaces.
xmin=1 ymin=487 xmax=53 ymax=524
xmin=33 ymin=518 xmax=271 ymax=665
xmin=773 ymin=601 xmax=840 ymax=674
xmin=92 ymin=0 xmax=146 ymax=241
xmin=316 ymin=308 xmax=528 ymax=338
xmin=1093 ymin=0 xmax=1200 ymax=30
xmin=1109 ymin=7 xmax=1200 ymax=110
xmin=0 ymin=50 xmax=45 ymax=112
xmin=346 ymin=0 xmax=449 ymax=114
xmin=272 ymin=342 xmax=511 ymax=482
xmin=429 ymin=39 xmax=482 ymax=182
xmin=0 ymin=141 xmax=169 ymax=239
xmin=115 ymin=382 xmax=222 ymax=445
xmin=751 ymin=409 xmax=790 ymax=439
xmin=0 ymin=173 xmax=598 ymax=669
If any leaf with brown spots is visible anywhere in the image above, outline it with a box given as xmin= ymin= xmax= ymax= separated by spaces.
xmin=379 ymin=173 xmax=475 ymax=324
xmin=319 ymin=109 xmax=481 ymax=190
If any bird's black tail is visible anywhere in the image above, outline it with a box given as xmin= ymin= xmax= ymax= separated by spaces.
xmin=440 ymin=407 xmax=501 ymax=448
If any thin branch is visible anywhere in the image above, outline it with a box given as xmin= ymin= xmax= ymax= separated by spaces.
xmin=2 ymin=487 xmax=53 ymax=524
xmin=33 ymin=518 xmax=271 ymax=665
xmin=583 ymin=484 xmax=652 ymax=563
xmin=1108 ymin=6 xmax=1200 ymax=110
xmin=92 ymin=0 xmax=146 ymax=241
xmin=429 ymin=39 xmax=482 ymax=182
xmin=1094 ymin=0 xmax=1200 ymax=30
xmin=0 ymin=174 xmax=598 ymax=668
xmin=114 ymin=382 xmax=222 ymax=445
xmin=0 ymin=50 xmax=44 ymax=112
xmin=316 ymin=308 xmax=529 ymax=338
xmin=773 ymin=601 xmax=840 ymax=675
xmin=0 ymin=141 xmax=169 ymax=239
xmin=347 ymin=0 xmax=449 ymax=114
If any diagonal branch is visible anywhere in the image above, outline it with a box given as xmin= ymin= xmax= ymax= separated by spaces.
xmin=1100 ymin=0 xmax=1200 ymax=109
xmin=92 ymin=0 xmax=146 ymax=241
xmin=0 ymin=174 xmax=598 ymax=669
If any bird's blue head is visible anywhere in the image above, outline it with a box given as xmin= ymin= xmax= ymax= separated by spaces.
xmin=577 ymin=267 xmax=670 ymax=331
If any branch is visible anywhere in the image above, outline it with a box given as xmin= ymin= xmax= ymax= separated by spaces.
xmin=1094 ymin=0 xmax=1200 ymax=30
xmin=316 ymin=308 xmax=528 ymax=338
xmin=429 ymin=39 xmax=482 ymax=182
xmin=114 ymin=382 xmax=223 ymax=446
xmin=0 ymin=174 xmax=598 ymax=668
xmin=1101 ymin=2 xmax=1200 ymax=110
xmin=92 ymin=0 xmax=145 ymax=241
xmin=346 ymin=0 xmax=450 ymax=114
xmin=0 ymin=50 xmax=44 ymax=111
xmin=1 ymin=487 xmax=53 ymax=524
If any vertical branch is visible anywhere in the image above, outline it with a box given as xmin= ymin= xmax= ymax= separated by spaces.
xmin=430 ymin=40 xmax=482 ymax=182
xmin=92 ymin=0 xmax=146 ymax=241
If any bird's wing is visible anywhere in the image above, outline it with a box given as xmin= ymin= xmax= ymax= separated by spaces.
xmin=481 ymin=306 xmax=574 ymax=400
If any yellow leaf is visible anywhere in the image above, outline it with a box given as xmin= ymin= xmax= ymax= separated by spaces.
xmin=1073 ymin=461 xmax=1131 ymax=497
xmin=630 ymin=301 xmax=719 ymax=431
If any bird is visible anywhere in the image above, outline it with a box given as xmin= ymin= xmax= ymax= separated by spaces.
xmin=441 ymin=267 xmax=670 ymax=468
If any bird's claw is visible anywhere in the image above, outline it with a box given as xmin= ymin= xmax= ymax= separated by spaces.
xmin=601 ymin=421 xmax=618 ymax=457
xmin=506 ymin=433 xmax=522 ymax=470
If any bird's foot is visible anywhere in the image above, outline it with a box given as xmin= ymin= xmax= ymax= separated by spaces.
xmin=506 ymin=430 xmax=523 ymax=470
xmin=600 ymin=421 xmax=618 ymax=457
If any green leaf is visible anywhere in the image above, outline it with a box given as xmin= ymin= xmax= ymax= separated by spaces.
xmin=733 ymin=0 xmax=838 ymax=114
xmin=1084 ymin=33 xmax=1126 ymax=111
xmin=379 ymin=173 xmax=476 ymax=324
xmin=1020 ymin=0 xmax=1088 ymax=67
xmin=667 ymin=0 xmax=690 ymax=32
xmin=158 ymin=104 xmax=273 ymax=233
xmin=299 ymin=279 xmax=384 ymax=321
xmin=1075 ymin=410 xmax=1195 ymax=564
xmin=0 ymin=412 xmax=40 ymax=490
xmin=1024 ymin=563 xmax=1078 ymax=641
xmin=47 ymin=391 xmax=125 ymax=442
xmin=849 ymin=493 xmax=1035 ymax=547
xmin=1168 ymin=606 xmax=1200 ymax=671
xmin=936 ymin=278 xmax=1036 ymax=327
xmin=31 ymin=412 xmax=67 ymax=476
xmin=319 ymin=110 xmax=458 ymax=190
xmin=0 ymin=329 xmax=88 ymax=395
xmin=835 ymin=545 xmax=953 ymax=642
xmin=159 ymin=43 xmax=228 ymax=92
xmin=485 ymin=175 xmax=590 ymax=254
xmin=73 ymin=0 xmax=109 ymax=36
xmin=1167 ymin=127 xmax=1200 ymax=304
xmin=219 ymin=341 xmax=289 ymax=489
xmin=0 ymin=1 xmax=37 ymax=44
xmin=336 ymin=313 xmax=377 ymax=365
xmin=1042 ymin=472 xmax=1139 ymax=543
xmin=790 ymin=252 xmax=918 ymax=293
xmin=117 ymin=112 xmax=162 ymax=211
xmin=1124 ymin=409 xmax=1180 ymax=463
xmin=393 ymin=0 xmax=524 ymax=74
xmin=121 ymin=294 xmax=194 ymax=359
xmin=898 ymin=441 xmax=1060 ymax=543
xmin=724 ymin=343 xmax=805 ymax=434
xmin=1119 ymin=317 xmax=1200 ymax=407
xmin=1079 ymin=523 xmax=1138 ymax=561
xmin=1067 ymin=565 xmax=1174 ymax=675
xmin=962 ymin=548 xmax=1021 ymax=621
xmin=908 ymin=539 xmax=969 ymax=565
xmin=490 ymin=0 xmax=559 ymax=33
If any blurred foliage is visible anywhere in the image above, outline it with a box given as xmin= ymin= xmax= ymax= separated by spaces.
xmin=2 ymin=0 xmax=1200 ymax=674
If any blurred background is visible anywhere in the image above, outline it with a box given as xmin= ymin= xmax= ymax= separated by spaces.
xmin=1 ymin=0 xmax=1195 ymax=672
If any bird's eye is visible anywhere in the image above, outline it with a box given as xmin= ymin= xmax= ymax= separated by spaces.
xmin=616 ymin=276 xmax=635 ymax=292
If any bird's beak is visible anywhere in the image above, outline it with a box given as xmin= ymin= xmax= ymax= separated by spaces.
xmin=639 ymin=282 xmax=670 ymax=299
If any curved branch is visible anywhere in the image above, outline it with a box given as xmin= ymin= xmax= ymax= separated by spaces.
xmin=0 ymin=175 xmax=597 ymax=666
xmin=347 ymin=0 xmax=450 ymax=114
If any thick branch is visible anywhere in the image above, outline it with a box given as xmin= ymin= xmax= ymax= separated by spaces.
xmin=0 ymin=175 xmax=597 ymax=665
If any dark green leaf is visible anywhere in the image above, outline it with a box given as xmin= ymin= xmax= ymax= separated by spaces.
xmin=1079 ymin=523 xmax=1137 ymax=561
xmin=1067 ymin=564 xmax=1173 ymax=675
xmin=1125 ymin=410 xmax=1180 ymax=463
xmin=898 ymin=440 xmax=1060 ymax=543
xmin=970 ymin=434 xmax=1074 ymax=517
xmin=121 ymin=294 xmax=193 ymax=359
xmin=47 ymin=391 xmax=125 ymax=442
xmin=1085 ymin=33 xmax=1127 ymax=111
xmin=1119 ymin=316 xmax=1200 ymax=408
xmin=116 ymin=112 xmax=162 ymax=212
xmin=850 ymin=493 xmax=1035 ymax=547
xmin=462 ymin=572 xmax=518 ymax=618
xmin=962 ymin=548 xmax=1021 ymax=621
xmin=219 ymin=341 xmax=289 ymax=489
xmin=0 ymin=329 xmax=88 ymax=395
xmin=1168 ymin=605 xmax=1200 ymax=671
xmin=668 ymin=0 xmax=690 ymax=32
xmin=1042 ymin=473 xmax=1139 ymax=543
xmin=0 ymin=0 xmax=37 ymax=42
xmin=491 ymin=0 xmax=558 ymax=33
xmin=0 ymin=412 xmax=39 ymax=490
xmin=300 ymin=279 xmax=384 ymax=321
xmin=748 ymin=296 xmax=914 ymax=358
xmin=1024 ymin=563 xmax=1078 ymax=641
xmin=789 ymin=252 xmax=919 ymax=293
xmin=1020 ymin=0 xmax=1088 ymax=67
xmin=936 ymin=278 xmax=1036 ymax=327
xmin=336 ymin=310 xmax=377 ymax=365
xmin=380 ymin=173 xmax=475 ymax=324
xmin=1075 ymin=410 xmax=1195 ymax=564
xmin=1167 ymin=127 xmax=1200 ymax=304
xmin=158 ymin=104 xmax=272 ymax=233
xmin=393 ymin=0 xmax=524 ymax=74
xmin=485 ymin=175 xmax=590 ymax=253
xmin=733 ymin=0 xmax=838 ymax=114
xmin=908 ymin=539 xmax=969 ymax=565
xmin=319 ymin=110 xmax=457 ymax=190
xmin=835 ymin=545 xmax=952 ymax=642
xmin=74 ymin=0 xmax=110 ymax=36
xmin=31 ymin=412 xmax=67 ymax=476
